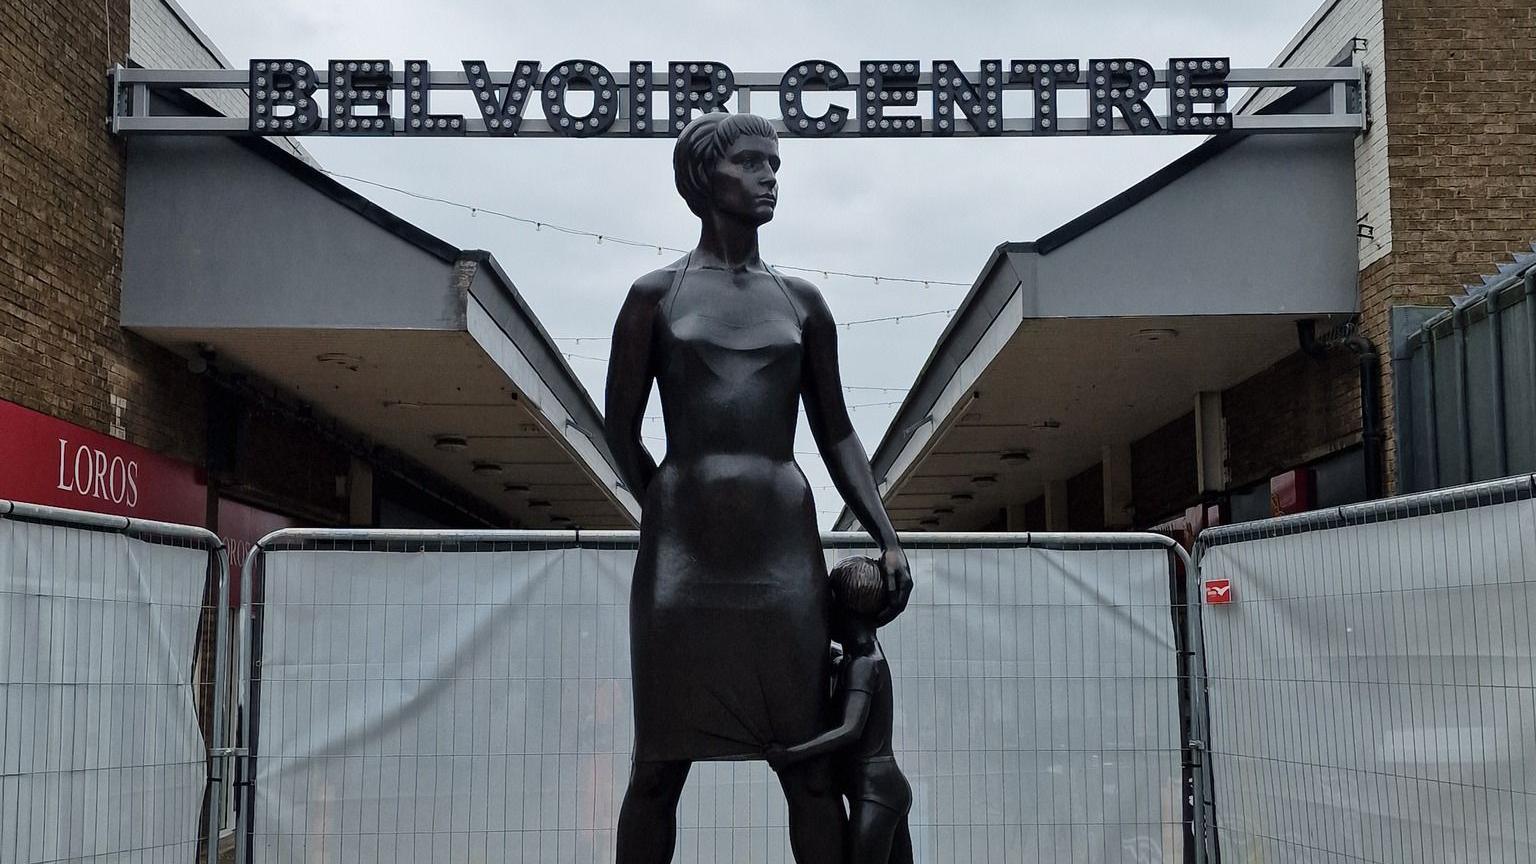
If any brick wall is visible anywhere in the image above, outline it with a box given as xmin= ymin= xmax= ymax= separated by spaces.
xmin=1224 ymin=344 xmax=1362 ymax=489
xmin=1381 ymin=0 xmax=1536 ymax=302
xmin=0 ymin=0 xmax=206 ymax=462
xmin=1130 ymin=412 xmax=1198 ymax=525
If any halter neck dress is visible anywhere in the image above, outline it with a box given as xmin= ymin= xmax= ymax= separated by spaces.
xmin=629 ymin=253 xmax=832 ymax=763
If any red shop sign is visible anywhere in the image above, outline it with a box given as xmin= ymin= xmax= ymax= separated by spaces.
xmin=0 ymin=398 xmax=206 ymax=525
xmin=219 ymin=496 xmax=298 ymax=605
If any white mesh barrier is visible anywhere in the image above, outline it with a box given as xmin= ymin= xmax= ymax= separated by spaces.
xmin=0 ymin=504 xmax=221 ymax=864
xmin=1196 ymin=477 xmax=1536 ymax=863
xmin=241 ymin=533 xmax=1190 ymax=863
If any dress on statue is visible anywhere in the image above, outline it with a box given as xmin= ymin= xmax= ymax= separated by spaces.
xmin=629 ymin=254 xmax=832 ymax=763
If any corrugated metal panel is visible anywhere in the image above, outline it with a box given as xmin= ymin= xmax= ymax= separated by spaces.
xmin=1398 ymin=251 xmax=1536 ymax=493
xmin=1502 ymin=305 xmax=1536 ymax=475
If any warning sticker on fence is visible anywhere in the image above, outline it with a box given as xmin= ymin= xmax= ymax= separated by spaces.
xmin=1204 ymin=579 xmax=1233 ymax=604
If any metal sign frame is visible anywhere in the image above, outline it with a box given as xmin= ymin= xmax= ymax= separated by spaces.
xmin=109 ymin=58 xmax=1366 ymax=139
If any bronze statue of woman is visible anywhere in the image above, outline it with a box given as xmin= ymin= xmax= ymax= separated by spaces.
xmin=603 ymin=111 xmax=913 ymax=864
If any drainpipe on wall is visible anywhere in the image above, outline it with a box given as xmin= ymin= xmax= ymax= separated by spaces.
xmin=1528 ymin=271 xmax=1536 ymax=427
xmin=1297 ymin=320 xmax=1385 ymax=500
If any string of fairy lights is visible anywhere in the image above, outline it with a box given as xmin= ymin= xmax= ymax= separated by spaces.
xmin=319 ymin=168 xmax=972 ymax=289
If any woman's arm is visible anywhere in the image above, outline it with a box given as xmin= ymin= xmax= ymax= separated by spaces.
xmin=603 ymin=273 xmax=667 ymax=501
xmin=793 ymin=277 xmax=914 ymax=624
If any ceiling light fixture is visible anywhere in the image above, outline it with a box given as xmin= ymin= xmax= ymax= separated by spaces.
xmin=503 ymin=483 xmax=529 ymax=494
xmin=1134 ymin=328 xmax=1180 ymax=343
xmin=316 ymin=352 xmax=364 ymax=370
xmin=1000 ymin=450 xmax=1031 ymax=464
xmin=433 ymin=434 xmax=469 ymax=451
xmin=971 ymin=474 xmax=998 ymax=487
xmin=950 ymin=492 xmax=974 ymax=502
xmin=472 ymin=461 xmax=504 ymax=475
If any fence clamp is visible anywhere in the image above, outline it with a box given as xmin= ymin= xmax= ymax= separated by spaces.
xmin=209 ymin=747 xmax=248 ymax=758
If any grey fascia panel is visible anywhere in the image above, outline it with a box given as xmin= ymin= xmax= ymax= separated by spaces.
xmin=122 ymin=134 xmax=463 ymax=332
xmin=1032 ymin=133 xmax=1359 ymax=318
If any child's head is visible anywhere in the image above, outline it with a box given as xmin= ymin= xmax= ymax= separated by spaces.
xmin=829 ymin=556 xmax=885 ymax=624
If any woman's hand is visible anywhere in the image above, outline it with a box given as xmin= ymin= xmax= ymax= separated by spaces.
xmin=876 ymin=546 xmax=913 ymax=626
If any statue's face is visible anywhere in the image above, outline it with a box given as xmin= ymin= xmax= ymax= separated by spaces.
xmin=707 ymin=134 xmax=780 ymax=226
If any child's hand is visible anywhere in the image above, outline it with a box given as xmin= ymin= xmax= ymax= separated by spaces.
xmin=764 ymin=744 xmax=792 ymax=773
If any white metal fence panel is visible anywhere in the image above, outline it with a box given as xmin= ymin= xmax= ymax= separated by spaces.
xmin=0 ymin=502 xmax=224 ymax=864
xmin=240 ymin=532 xmax=1191 ymax=863
xmin=1196 ymin=476 xmax=1536 ymax=863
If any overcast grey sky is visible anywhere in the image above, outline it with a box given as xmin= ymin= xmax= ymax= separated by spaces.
xmin=175 ymin=0 xmax=1324 ymax=526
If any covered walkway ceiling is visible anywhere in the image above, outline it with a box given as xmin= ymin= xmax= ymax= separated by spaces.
xmin=122 ymin=128 xmax=637 ymax=529
xmin=876 ymin=315 xmax=1312 ymax=531
xmin=839 ymin=127 xmax=1361 ymax=531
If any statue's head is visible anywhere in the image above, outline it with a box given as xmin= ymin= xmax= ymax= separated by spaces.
xmin=829 ymin=555 xmax=885 ymax=626
xmin=673 ymin=112 xmax=780 ymax=226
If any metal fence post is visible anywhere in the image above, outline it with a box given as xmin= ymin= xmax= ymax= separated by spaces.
xmin=203 ymin=543 xmax=231 ymax=864
xmin=1423 ymin=321 xmax=1441 ymax=488
xmin=1174 ymin=540 xmax=1210 ymax=864
xmin=1454 ymin=307 xmax=1473 ymax=481
xmin=1488 ymin=291 xmax=1509 ymax=476
xmin=233 ymin=538 xmax=267 ymax=864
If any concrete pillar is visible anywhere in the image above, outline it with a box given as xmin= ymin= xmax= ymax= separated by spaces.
xmin=1043 ymin=479 xmax=1069 ymax=531
xmin=1102 ymin=443 xmax=1134 ymax=529
xmin=1195 ymin=391 xmax=1228 ymax=494
xmin=348 ymin=457 xmax=374 ymax=527
xmin=1005 ymin=500 xmax=1029 ymax=531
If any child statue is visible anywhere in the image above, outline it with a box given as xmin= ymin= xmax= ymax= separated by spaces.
xmin=767 ymin=556 xmax=914 ymax=864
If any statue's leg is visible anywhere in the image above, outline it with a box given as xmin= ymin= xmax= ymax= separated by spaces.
xmin=776 ymin=757 xmax=845 ymax=864
xmin=847 ymin=799 xmax=906 ymax=864
xmin=889 ymin=814 xmax=914 ymax=864
xmin=616 ymin=760 xmax=691 ymax=864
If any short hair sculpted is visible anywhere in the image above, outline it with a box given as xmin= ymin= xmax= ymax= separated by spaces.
xmin=672 ymin=112 xmax=779 ymax=217
xmin=828 ymin=556 xmax=886 ymax=620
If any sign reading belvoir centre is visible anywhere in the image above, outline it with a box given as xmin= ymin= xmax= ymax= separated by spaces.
xmin=110 ymin=58 xmax=1367 ymax=139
